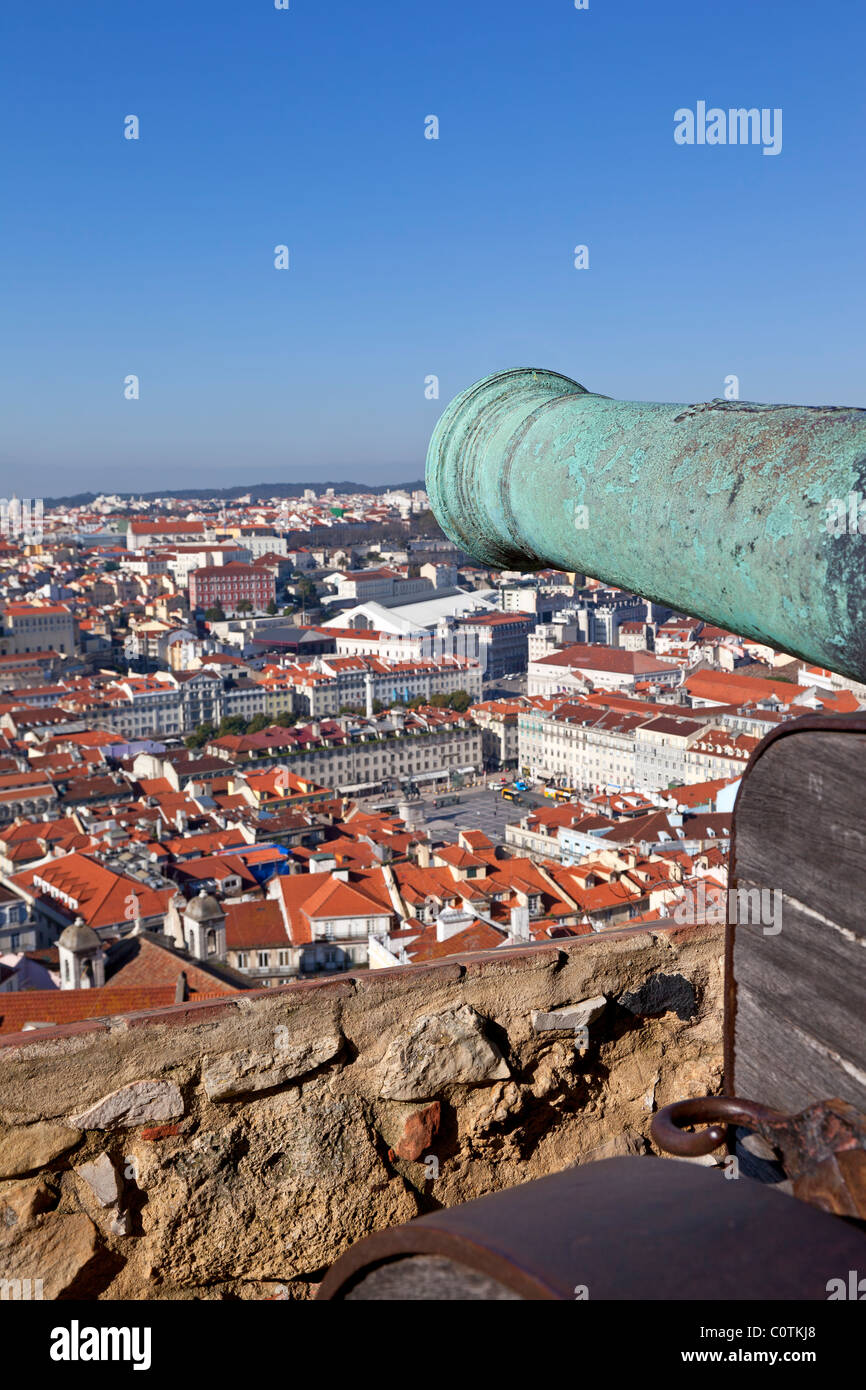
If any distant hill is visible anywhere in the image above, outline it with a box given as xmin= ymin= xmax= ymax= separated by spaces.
xmin=44 ymin=480 xmax=427 ymax=507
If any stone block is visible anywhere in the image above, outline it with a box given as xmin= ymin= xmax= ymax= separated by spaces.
xmin=0 ymin=1122 xmax=81 ymax=1178
xmin=379 ymin=1004 xmax=510 ymax=1101
xmin=68 ymin=1080 xmax=184 ymax=1131
xmin=202 ymin=1034 xmax=342 ymax=1101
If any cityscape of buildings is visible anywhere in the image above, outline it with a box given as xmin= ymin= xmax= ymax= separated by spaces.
xmin=1 ymin=483 xmax=861 ymax=1029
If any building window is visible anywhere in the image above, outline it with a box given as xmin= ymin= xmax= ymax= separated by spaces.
xmin=257 ymin=950 xmax=269 ymax=968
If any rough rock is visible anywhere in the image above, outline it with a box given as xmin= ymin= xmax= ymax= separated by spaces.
xmin=74 ymin=1152 xmax=122 ymax=1208
xmin=0 ymin=1178 xmax=56 ymax=1229
xmin=139 ymin=1088 xmax=418 ymax=1285
xmin=0 ymin=1212 xmax=109 ymax=1299
xmin=203 ymin=1034 xmax=342 ymax=1101
xmin=582 ymin=1131 xmax=647 ymax=1162
xmin=68 ymin=1080 xmax=184 ymax=1131
xmin=532 ymin=996 xmax=607 ymax=1033
xmin=393 ymin=1102 xmax=441 ymax=1161
xmin=471 ymin=1080 xmax=524 ymax=1134
xmin=0 ymin=1122 xmax=81 ymax=1178
xmin=0 ymin=920 xmax=726 ymax=1299
xmin=379 ymin=1004 xmax=510 ymax=1100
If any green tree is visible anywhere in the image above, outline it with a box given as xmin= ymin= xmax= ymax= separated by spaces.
xmin=295 ymin=575 xmax=317 ymax=600
xmin=218 ymin=714 xmax=248 ymax=737
xmin=247 ymin=712 xmax=270 ymax=734
xmin=429 ymin=692 xmax=450 ymax=708
xmin=185 ymin=721 xmax=216 ymax=749
xmin=274 ymin=708 xmax=298 ymax=727
xmin=448 ymin=689 xmax=471 ymax=712
xmin=236 ymin=599 xmax=253 ymax=615
xmin=266 ymin=601 xmax=278 ymax=615
xmin=204 ymin=604 xmax=226 ymax=622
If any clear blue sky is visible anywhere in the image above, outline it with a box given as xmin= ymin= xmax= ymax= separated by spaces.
xmin=1 ymin=0 xmax=864 ymax=496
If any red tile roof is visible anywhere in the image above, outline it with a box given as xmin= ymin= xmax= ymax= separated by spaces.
xmin=224 ymin=898 xmax=288 ymax=949
xmin=0 ymin=985 xmax=180 ymax=1033
xmin=107 ymin=936 xmax=241 ymax=995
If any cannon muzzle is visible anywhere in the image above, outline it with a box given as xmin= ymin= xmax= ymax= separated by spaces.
xmin=426 ymin=368 xmax=866 ymax=681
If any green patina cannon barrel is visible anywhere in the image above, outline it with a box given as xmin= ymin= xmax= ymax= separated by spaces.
xmin=426 ymin=368 xmax=866 ymax=682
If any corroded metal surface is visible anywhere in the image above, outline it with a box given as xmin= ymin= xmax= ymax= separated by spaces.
xmin=317 ymin=1155 xmax=866 ymax=1300
xmin=426 ymin=369 xmax=866 ymax=680
xmin=652 ymin=1094 xmax=866 ymax=1219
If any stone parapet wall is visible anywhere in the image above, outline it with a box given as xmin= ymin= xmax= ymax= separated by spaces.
xmin=0 ymin=922 xmax=724 ymax=1300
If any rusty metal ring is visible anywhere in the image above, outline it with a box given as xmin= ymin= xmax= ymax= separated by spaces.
xmin=651 ymin=1095 xmax=786 ymax=1158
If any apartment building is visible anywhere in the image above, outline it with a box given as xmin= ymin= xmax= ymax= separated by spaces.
xmin=499 ymin=587 xmax=563 ymax=619
xmin=468 ymin=697 xmax=527 ymax=769
xmin=165 ymin=544 xmax=252 ymax=588
xmin=618 ymin=621 xmax=654 ymax=652
xmin=0 ymin=602 xmax=77 ymax=657
xmin=519 ymin=703 xmax=648 ymax=790
xmin=519 ymin=702 xmax=716 ymax=793
xmin=528 ymin=619 xmax=581 ymax=663
xmin=681 ymin=728 xmax=760 ymax=781
xmin=330 ymin=568 xmax=433 ymax=604
xmin=419 ymin=560 xmax=458 ymax=589
xmin=111 ymin=675 xmax=187 ymax=738
xmin=527 ymin=643 xmax=682 ymax=697
xmin=126 ymin=519 xmax=208 ymax=551
xmin=458 ymin=611 xmax=534 ymax=679
xmin=174 ymin=668 xmax=224 ymax=730
xmin=220 ymin=677 xmax=270 ymax=725
xmin=235 ymin=532 xmax=289 ymax=559
xmin=225 ymin=877 xmax=393 ymax=988
xmin=275 ymin=653 xmax=482 ymax=718
xmin=209 ymin=709 xmax=482 ymax=793
xmin=633 ymin=715 xmax=713 ymax=789
xmin=0 ymin=769 xmax=58 ymax=825
xmin=12 ymin=667 xmax=266 ymax=741
xmin=189 ymin=562 xmax=275 ymax=615
xmin=7 ymin=851 xmax=174 ymax=939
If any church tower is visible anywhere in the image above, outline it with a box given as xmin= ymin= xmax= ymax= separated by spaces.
xmin=57 ymin=918 xmax=106 ymax=990
xmin=182 ymin=890 xmax=226 ymax=962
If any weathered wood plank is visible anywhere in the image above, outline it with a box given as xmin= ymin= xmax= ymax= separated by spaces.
xmin=735 ymin=977 xmax=866 ymax=1113
xmin=731 ymin=724 xmax=866 ymax=1112
xmin=734 ymin=896 xmax=866 ymax=1102
xmin=734 ymin=729 xmax=866 ymax=941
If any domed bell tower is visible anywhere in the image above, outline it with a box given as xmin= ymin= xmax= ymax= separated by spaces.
xmin=57 ymin=917 xmax=106 ymax=990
